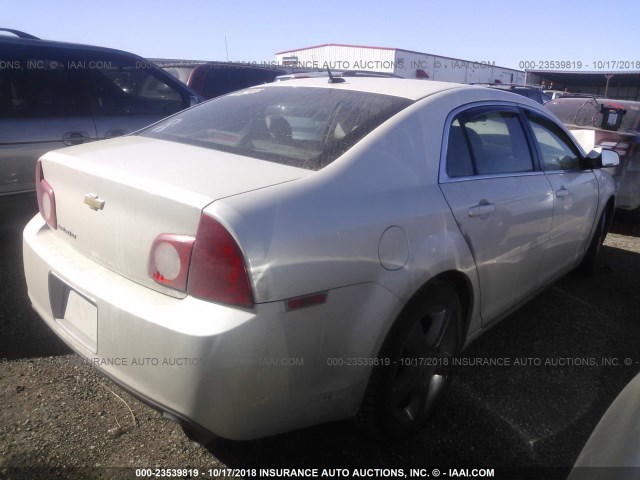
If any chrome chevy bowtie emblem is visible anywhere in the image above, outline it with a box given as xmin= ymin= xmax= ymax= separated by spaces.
xmin=84 ymin=193 xmax=105 ymax=211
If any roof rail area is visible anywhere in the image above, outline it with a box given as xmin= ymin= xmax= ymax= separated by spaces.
xmin=0 ymin=28 xmax=40 ymax=40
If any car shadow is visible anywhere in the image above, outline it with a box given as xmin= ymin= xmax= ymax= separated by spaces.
xmin=610 ymin=209 xmax=640 ymax=237
xmin=207 ymin=384 xmax=575 ymax=475
xmin=207 ymin=243 xmax=640 ymax=476
xmin=0 ymin=227 xmax=71 ymax=361
xmin=0 ymin=193 xmax=38 ymax=233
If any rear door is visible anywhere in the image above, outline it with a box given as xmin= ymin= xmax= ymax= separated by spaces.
xmin=524 ymin=110 xmax=599 ymax=282
xmin=0 ymin=46 xmax=96 ymax=196
xmin=439 ymin=105 xmax=554 ymax=324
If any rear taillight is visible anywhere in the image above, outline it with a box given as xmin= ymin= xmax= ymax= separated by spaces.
xmin=148 ymin=215 xmax=254 ymax=309
xmin=35 ymin=160 xmax=57 ymax=229
xmin=148 ymin=234 xmax=195 ymax=291
xmin=187 ymin=215 xmax=254 ymax=308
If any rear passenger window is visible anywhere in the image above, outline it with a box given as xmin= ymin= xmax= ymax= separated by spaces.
xmin=0 ymin=60 xmax=90 ymax=118
xmin=446 ymin=109 xmax=534 ymax=177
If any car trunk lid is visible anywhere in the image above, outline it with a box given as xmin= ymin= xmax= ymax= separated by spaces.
xmin=40 ymin=136 xmax=310 ymax=297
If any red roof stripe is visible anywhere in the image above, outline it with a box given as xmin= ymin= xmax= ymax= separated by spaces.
xmin=275 ymin=43 xmax=397 ymax=55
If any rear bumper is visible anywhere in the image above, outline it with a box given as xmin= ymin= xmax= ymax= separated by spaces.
xmin=23 ymin=215 xmax=400 ymax=439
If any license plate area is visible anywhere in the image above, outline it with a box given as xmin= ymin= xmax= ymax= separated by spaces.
xmin=49 ymin=272 xmax=98 ymax=354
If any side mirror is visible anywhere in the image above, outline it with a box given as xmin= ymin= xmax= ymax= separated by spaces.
xmin=600 ymin=149 xmax=620 ymax=167
xmin=584 ymin=148 xmax=619 ymax=169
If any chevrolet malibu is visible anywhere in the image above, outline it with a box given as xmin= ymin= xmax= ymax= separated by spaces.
xmin=23 ymin=78 xmax=619 ymax=442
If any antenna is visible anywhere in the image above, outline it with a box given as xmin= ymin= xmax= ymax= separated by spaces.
xmin=225 ymin=36 xmax=229 ymax=62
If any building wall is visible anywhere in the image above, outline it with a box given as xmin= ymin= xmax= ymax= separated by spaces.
xmin=276 ymin=45 xmax=524 ymax=85
xmin=276 ymin=45 xmax=396 ymax=73
xmin=394 ymin=50 xmax=524 ymax=83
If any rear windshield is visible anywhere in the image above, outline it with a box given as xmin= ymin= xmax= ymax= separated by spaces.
xmin=547 ymin=98 xmax=640 ymax=132
xmin=141 ymin=86 xmax=413 ymax=170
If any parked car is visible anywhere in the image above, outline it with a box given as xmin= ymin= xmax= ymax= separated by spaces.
xmin=275 ymin=70 xmax=402 ymax=81
xmin=546 ymin=97 xmax=640 ymax=210
xmin=568 ymin=373 xmax=640 ymax=479
xmin=0 ymin=29 xmax=203 ymax=225
xmin=474 ymin=83 xmax=552 ymax=104
xmin=544 ymin=89 xmax=571 ymax=100
xmin=23 ymin=78 xmax=619 ymax=443
xmin=154 ymin=60 xmax=286 ymax=99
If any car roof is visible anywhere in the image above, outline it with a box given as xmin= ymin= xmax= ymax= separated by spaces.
xmin=0 ymin=34 xmax=146 ymax=59
xmin=153 ymin=59 xmax=286 ymax=72
xmin=256 ymin=77 xmax=545 ymax=106
xmin=257 ymin=77 xmax=482 ymax=101
xmin=276 ymin=70 xmax=402 ymax=81
xmin=473 ymin=83 xmax=539 ymax=89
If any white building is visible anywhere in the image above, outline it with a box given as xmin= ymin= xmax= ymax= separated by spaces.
xmin=275 ymin=43 xmax=525 ymax=85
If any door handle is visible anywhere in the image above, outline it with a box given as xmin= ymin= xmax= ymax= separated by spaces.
xmin=555 ymin=187 xmax=569 ymax=198
xmin=62 ymin=131 xmax=91 ymax=146
xmin=468 ymin=202 xmax=495 ymax=217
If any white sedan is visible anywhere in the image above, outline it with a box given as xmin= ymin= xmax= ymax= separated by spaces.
xmin=23 ymin=78 xmax=619 ymax=442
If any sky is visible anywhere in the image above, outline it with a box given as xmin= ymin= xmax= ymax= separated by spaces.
xmin=2 ymin=0 xmax=640 ymax=71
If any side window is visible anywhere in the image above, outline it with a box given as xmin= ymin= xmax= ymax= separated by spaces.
xmin=89 ymin=58 xmax=188 ymax=116
xmin=526 ymin=111 xmax=582 ymax=171
xmin=446 ymin=119 xmax=474 ymax=177
xmin=446 ymin=108 xmax=534 ymax=177
xmin=0 ymin=59 xmax=90 ymax=118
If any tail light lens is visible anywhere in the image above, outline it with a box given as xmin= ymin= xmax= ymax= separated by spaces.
xmin=148 ymin=234 xmax=195 ymax=291
xmin=187 ymin=215 xmax=254 ymax=308
xmin=35 ymin=160 xmax=57 ymax=229
xmin=148 ymin=215 xmax=254 ymax=309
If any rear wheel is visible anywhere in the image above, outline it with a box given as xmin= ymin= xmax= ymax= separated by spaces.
xmin=356 ymin=281 xmax=463 ymax=441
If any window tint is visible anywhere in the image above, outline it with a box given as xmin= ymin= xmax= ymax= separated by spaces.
xmin=89 ymin=61 xmax=187 ymax=116
xmin=201 ymin=66 xmax=284 ymax=98
xmin=446 ymin=109 xmax=534 ymax=177
xmin=142 ymin=86 xmax=412 ymax=171
xmin=526 ymin=111 xmax=582 ymax=171
xmin=0 ymin=60 xmax=90 ymax=118
xmin=446 ymin=119 xmax=475 ymax=177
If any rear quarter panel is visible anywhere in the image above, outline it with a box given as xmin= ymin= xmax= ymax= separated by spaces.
xmin=204 ymin=90 xmax=484 ymax=357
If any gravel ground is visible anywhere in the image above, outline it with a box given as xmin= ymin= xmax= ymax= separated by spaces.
xmin=1 ymin=207 xmax=639 ymax=480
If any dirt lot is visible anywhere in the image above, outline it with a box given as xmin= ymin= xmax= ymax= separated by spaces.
xmin=1 ymin=208 xmax=639 ymax=480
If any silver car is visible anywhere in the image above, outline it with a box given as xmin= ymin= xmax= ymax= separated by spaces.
xmin=22 ymin=78 xmax=618 ymax=442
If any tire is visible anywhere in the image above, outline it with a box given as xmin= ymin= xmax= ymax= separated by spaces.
xmin=356 ymin=281 xmax=463 ymax=442
xmin=577 ymin=208 xmax=610 ymax=275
